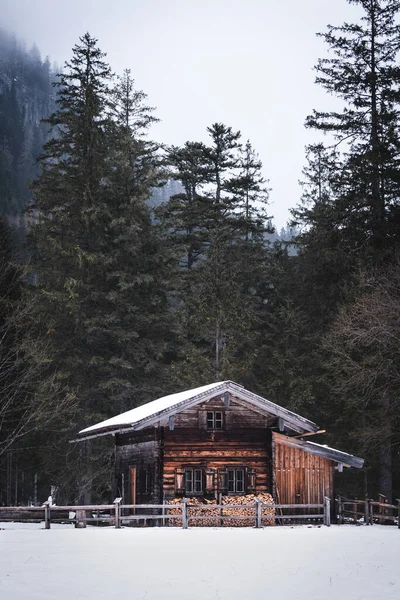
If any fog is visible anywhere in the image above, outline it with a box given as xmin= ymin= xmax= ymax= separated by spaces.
xmin=2 ymin=0 xmax=361 ymax=226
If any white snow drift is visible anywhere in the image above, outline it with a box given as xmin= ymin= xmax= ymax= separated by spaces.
xmin=0 ymin=524 xmax=399 ymax=599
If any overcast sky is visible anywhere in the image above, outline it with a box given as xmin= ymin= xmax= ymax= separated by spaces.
xmin=2 ymin=0 xmax=361 ymax=227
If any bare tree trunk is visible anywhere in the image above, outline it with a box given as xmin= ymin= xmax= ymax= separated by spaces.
xmin=215 ymin=320 xmax=221 ymax=380
xmin=14 ymin=455 xmax=18 ymax=505
xmin=379 ymin=393 xmax=392 ymax=503
xmin=6 ymin=450 xmax=12 ymax=505
xmin=79 ymin=441 xmax=93 ymax=505
xmin=34 ymin=472 xmax=38 ymax=506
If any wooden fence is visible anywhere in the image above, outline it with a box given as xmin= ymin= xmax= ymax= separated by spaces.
xmin=337 ymin=495 xmax=400 ymax=527
xmin=0 ymin=497 xmax=331 ymax=529
xmin=2 ymin=496 xmax=398 ymax=529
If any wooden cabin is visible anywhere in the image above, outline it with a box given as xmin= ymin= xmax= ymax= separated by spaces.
xmin=76 ymin=381 xmax=363 ymax=506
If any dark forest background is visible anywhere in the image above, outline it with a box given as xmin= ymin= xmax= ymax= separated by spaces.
xmin=1 ymin=0 xmax=400 ymax=507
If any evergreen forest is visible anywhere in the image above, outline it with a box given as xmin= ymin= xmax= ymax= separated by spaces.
xmin=1 ymin=0 xmax=400 ymax=506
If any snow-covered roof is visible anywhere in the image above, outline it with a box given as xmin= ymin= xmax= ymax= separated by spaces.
xmin=305 ymin=441 xmax=364 ymax=468
xmin=76 ymin=380 xmax=319 ymax=440
xmin=79 ymin=382 xmax=224 ymax=436
xmin=274 ymin=433 xmax=364 ymax=469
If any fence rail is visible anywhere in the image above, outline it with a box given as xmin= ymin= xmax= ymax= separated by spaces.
xmin=2 ymin=496 xmax=398 ymax=529
xmin=0 ymin=497 xmax=331 ymax=529
xmin=337 ymin=495 xmax=400 ymax=527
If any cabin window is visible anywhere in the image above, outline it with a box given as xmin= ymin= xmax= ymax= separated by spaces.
xmin=207 ymin=411 xmax=223 ymax=429
xmin=185 ymin=469 xmax=203 ymax=494
xmin=227 ymin=469 xmax=245 ymax=493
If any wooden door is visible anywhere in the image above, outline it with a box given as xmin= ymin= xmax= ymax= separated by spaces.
xmin=130 ymin=467 xmax=137 ymax=509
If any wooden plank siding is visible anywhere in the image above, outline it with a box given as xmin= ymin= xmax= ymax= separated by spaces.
xmin=273 ymin=432 xmax=334 ymax=505
xmin=114 ymin=394 xmax=274 ymax=503
xmin=113 ymin=397 xmax=338 ymax=508
xmin=115 ymin=429 xmax=161 ymax=504
xmin=160 ymin=396 xmax=271 ymax=430
xmin=163 ymin=427 xmax=270 ymax=500
xmin=161 ymin=395 xmax=271 ymax=500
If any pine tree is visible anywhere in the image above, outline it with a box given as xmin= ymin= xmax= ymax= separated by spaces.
xmin=157 ymin=142 xmax=211 ymax=270
xmin=28 ymin=35 xmax=170 ymax=500
xmin=29 ymin=32 xmax=113 ymax=416
xmin=229 ymin=140 xmax=270 ymax=241
xmin=92 ymin=68 xmax=171 ymax=412
xmin=291 ymin=144 xmax=357 ymax=328
xmin=305 ymin=0 xmax=400 ymax=259
xmin=289 ymin=1 xmax=400 ymax=499
xmin=160 ymin=124 xmax=272 ymax=382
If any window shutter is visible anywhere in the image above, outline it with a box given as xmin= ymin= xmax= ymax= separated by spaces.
xmin=217 ymin=468 xmax=227 ymax=493
xmin=247 ymin=468 xmax=256 ymax=494
xmin=175 ymin=468 xmax=185 ymax=495
xmin=205 ymin=469 xmax=215 ymax=493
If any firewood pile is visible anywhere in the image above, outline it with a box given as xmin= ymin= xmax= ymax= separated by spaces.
xmin=167 ymin=497 xmax=219 ymax=527
xmin=222 ymin=492 xmax=275 ymax=527
xmin=167 ymin=493 xmax=275 ymax=527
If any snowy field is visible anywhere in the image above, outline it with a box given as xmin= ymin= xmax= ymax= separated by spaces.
xmin=0 ymin=524 xmax=399 ymax=599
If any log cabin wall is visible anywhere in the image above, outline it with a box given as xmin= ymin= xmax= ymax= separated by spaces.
xmin=273 ymin=432 xmax=334 ymax=505
xmin=113 ymin=397 xmax=337 ymax=506
xmin=162 ymin=395 xmax=271 ymax=500
xmin=115 ymin=428 xmax=161 ymax=504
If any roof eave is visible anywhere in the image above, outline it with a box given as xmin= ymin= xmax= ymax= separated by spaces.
xmin=273 ymin=433 xmax=364 ymax=468
xmin=122 ymin=381 xmax=318 ymax=434
xmin=75 ymin=380 xmax=319 ymax=441
xmin=74 ymin=382 xmax=232 ymax=441
xmin=226 ymin=382 xmax=319 ymax=434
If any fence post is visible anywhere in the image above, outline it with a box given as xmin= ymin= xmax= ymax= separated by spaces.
xmin=75 ymin=509 xmax=87 ymax=528
xmin=379 ymin=494 xmax=387 ymax=525
xmin=337 ymin=496 xmax=342 ymax=524
xmin=255 ymin=499 xmax=262 ymax=528
xmin=369 ymin=499 xmax=374 ymax=525
xmin=324 ymin=497 xmax=331 ymax=527
xmin=113 ymin=497 xmax=122 ymax=529
xmin=353 ymin=499 xmax=358 ymax=525
xmin=182 ymin=499 xmax=188 ymax=529
xmin=44 ymin=502 xmax=51 ymax=529
xmin=364 ymin=498 xmax=369 ymax=526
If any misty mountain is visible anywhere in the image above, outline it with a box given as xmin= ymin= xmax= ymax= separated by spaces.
xmin=267 ymin=224 xmax=300 ymax=254
xmin=0 ymin=30 xmax=186 ymax=237
xmin=148 ymin=179 xmax=184 ymax=209
xmin=0 ymin=29 xmax=56 ymax=227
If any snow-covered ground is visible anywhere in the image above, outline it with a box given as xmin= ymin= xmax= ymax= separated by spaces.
xmin=0 ymin=524 xmax=399 ymax=599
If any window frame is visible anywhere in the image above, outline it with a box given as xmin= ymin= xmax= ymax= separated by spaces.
xmin=184 ymin=468 xmax=204 ymax=495
xmin=206 ymin=410 xmax=223 ymax=430
xmin=226 ymin=468 xmax=246 ymax=494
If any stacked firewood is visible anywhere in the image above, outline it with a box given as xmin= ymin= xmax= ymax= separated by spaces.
xmin=167 ymin=493 xmax=275 ymax=527
xmin=260 ymin=492 xmax=276 ymax=526
xmin=167 ymin=497 xmax=220 ymax=527
xmin=222 ymin=492 xmax=275 ymax=527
